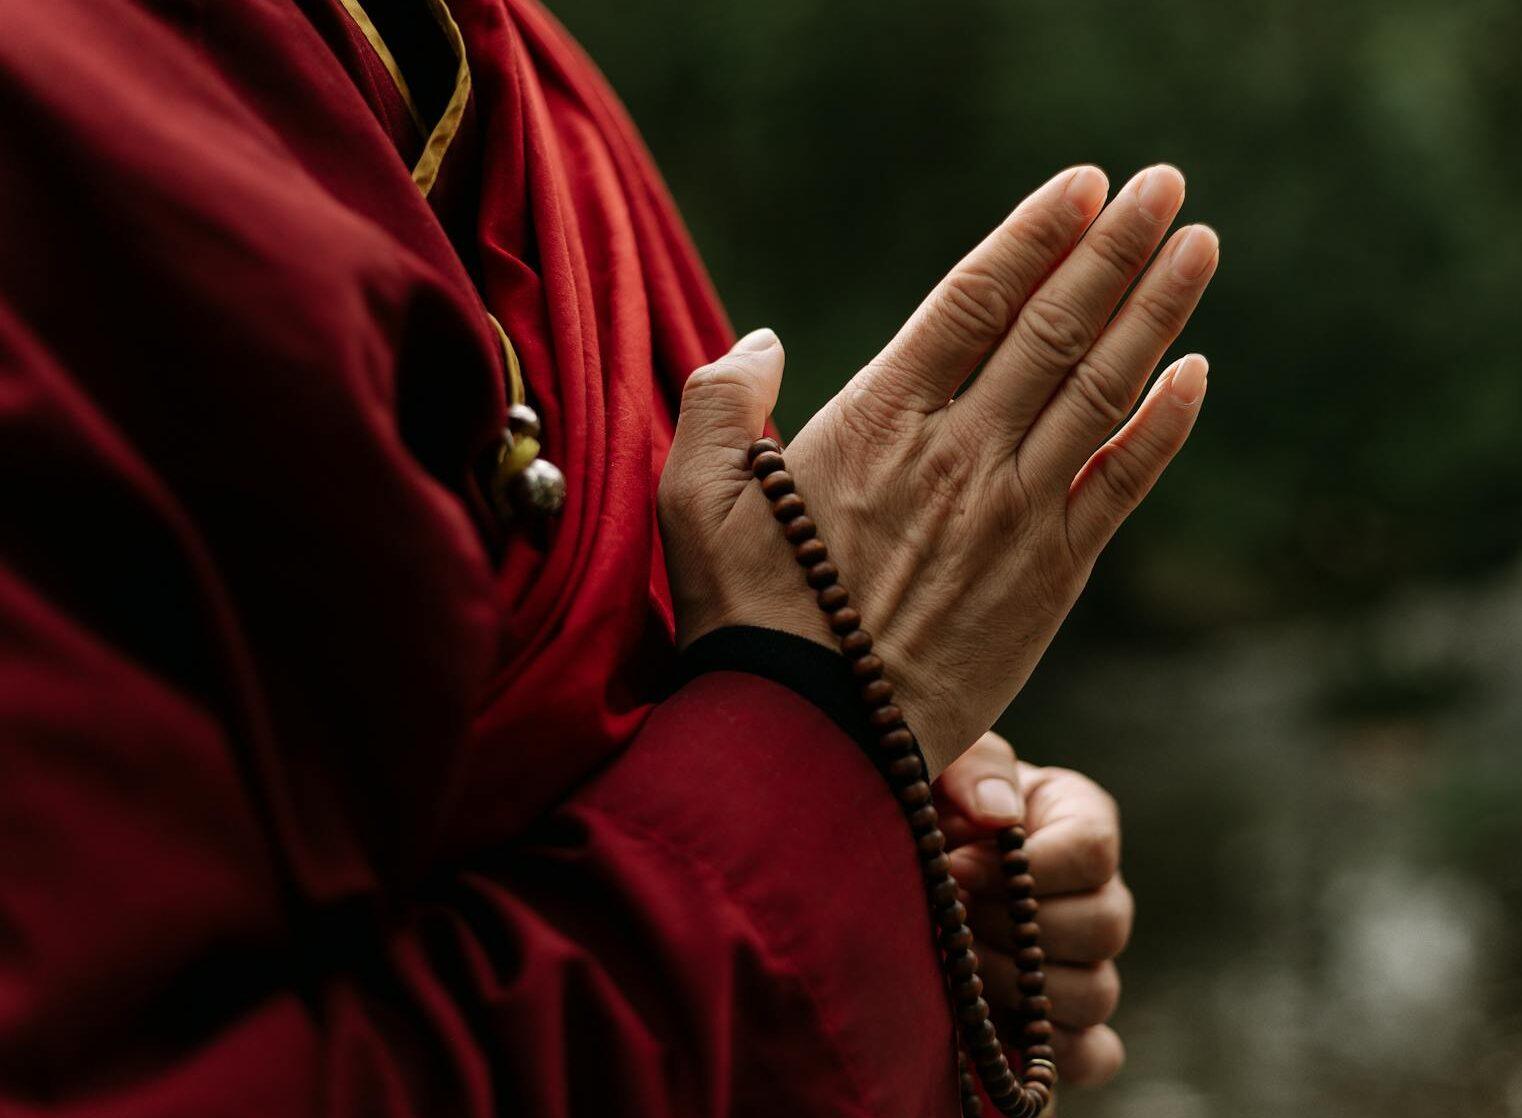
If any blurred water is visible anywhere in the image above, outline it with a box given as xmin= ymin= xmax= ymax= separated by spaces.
xmin=1013 ymin=562 xmax=1522 ymax=1116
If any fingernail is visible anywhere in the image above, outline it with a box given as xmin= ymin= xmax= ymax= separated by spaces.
xmin=735 ymin=327 xmax=778 ymax=352
xmin=1170 ymin=353 xmax=1209 ymax=405
xmin=1063 ymin=166 xmax=1108 ymax=214
xmin=1171 ymin=225 xmax=1218 ymax=280
xmin=975 ymin=777 xmax=1025 ymax=823
xmin=1136 ymin=164 xmax=1185 ymax=222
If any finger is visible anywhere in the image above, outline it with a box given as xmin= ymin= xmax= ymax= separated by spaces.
xmin=1022 ymin=223 xmax=1219 ymax=480
xmin=669 ymin=329 xmax=786 ymax=475
xmin=1050 ymin=1024 xmax=1126 ymax=1086
xmin=961 ymin=164 xmax=1185 ymax=440
xmin=934 ymin=732 xmax=1025 ymax=846
xmin=972 ymin=877 xmax=1133 ymax=962
xmin=1035 ymin=878 xmax=1134 ymax=963
xmin=979 ymin=946 xmax=1121 ymax=1029
xmin=1064 ymin=352 xmax=1207 ymax=558
xmin=863 ymin=165 xmax=1109 ymax=411
xmin=1020 ymin=764 xmax=1122 ymax=895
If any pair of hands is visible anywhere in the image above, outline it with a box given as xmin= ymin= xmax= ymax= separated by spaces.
xmin=660 ymin=163 xmax=1218 ymax=775
xmin=659 ymin=165 xmax=1214 ymax=1084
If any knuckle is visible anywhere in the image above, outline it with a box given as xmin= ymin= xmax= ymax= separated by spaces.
xmin=1091 ymin=882 xmax=1134 ymax=958
xmin=1092 ymin=963 xmax=1123 ymax=1021
xmin=1091 ymin=442 xmax=1152 ymax=509
xmin=1074 ymin=819 xmax=1122 ymax=886
xmin=1007 ymin=206 xmax=1073 ymax=267
xmin=1129 ymin=288 xmax=1186 ymax=339
xmin=682 ymin=359 xmax=747 ymax=402
xmin=974 ymin=730 xmax=1015 ymax=764
xmin=1066 ymin=358 xmax=1135 ymax=431
xmin=939 ymin=268 xmax=1014 ymax=349
xmin=1020 ymin=296 xmax=1091 ymax=368
xmin=1084 ymin=222 xmax=1146 ymax=281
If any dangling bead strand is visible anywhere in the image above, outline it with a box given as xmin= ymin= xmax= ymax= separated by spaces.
xmin=746 ymin=437 xmax=1056 ymax=1118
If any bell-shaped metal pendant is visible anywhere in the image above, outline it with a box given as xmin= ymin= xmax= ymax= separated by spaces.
xmin=489 ymin=402 xmax=564 ymax=525
xmin=506 ymin=402 xmax=541 ymax=441
xmin=507 ymin=457 xmax=566 ymax=518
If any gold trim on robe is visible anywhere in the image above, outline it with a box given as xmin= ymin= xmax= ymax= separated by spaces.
xmin=337 ymin=0 xmax=526 ymax=407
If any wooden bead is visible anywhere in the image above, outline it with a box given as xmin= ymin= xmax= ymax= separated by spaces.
xmin=934 ymin=897 xmax=966 ymax=927
xmin=1015 ymin=946 xmax=1044 ymax=970
xmin=770 ymin=493 xmax=806 ymax=520
xmin=997 ymin=827 xmax=1027 ymax=852
xmin=860 ymin=679 xmax=894 ymax=707
xmin=849 ymin=654 xmax=884 ymax=680
xmin=759 ymin=471 xmax=794 ymax=499
xmin=840 ymin=630 xmax=873 ymax=658
xmin=877 ymin=726 xmax=914 ymax=753
xmin=963 ymin=1018 xmax=997 ymax=1048
xmin=747 ymin=438 xmax=781 ymax=464
xmin=750 ymin=450 xmax=786 ymax=476
xmin=1012 ymin=922 xmax=1041 ymax=947
xmin=1024 ymin=1044 xmax=1055 ymax=1063
xmin=907 ymin=803 xmax=938 ymax=831
xmin=955 ymin=997 xmax=990 ymax=1024
xmin=975 ymin=1047 xmax=1010 ymax=1074
xmin=804 ymin=561 xmax=838 ymax=588
xmin=941 ymin=924 xmax=974 ymax=952
xmin=887 ymin=753 xmax=924 ymax=780
xmin=1009 ymin=897 xmax=1039 ymax=921
xmin=896 ymin=780 xmax=931 ymax=807
xmin=968 ymin=1034 xmax=1003 ymax=1064
xmin=929 ymin=876 xmax=960 ymax=908
xmin=946 ymin=948 xmax=978 ymax=979
xmin=1019 ymin=995 xmax=1051 ymax=1019
xmin=919 ymin=829 xmax=948 ymax=859
xmin=951 ymin=974 xmax=984 ymax=1002
xmin=816 ymin=583 xmax=848 ymax=610
xmin=1000 ymin=851 xmax=1030 ymax=876
xmin=921 ymin=852 xmax=952 ymax=878
xmin=793 ymin=538 xmax=828 ymax=566
xmin=1022 ymin=1019 xmax=1054 ymax=1044
xmin=983 ymin=1067 xmax=1017 ymax=1098
xmin=1006 ymin=874 xmax=1036 ymax=897
xmin=1024 ymin=1063 xmax=1057 ymax=1089
xmin=1016 ymin=970 xmax=1046 ymax=994
xmin=868 ymin=704 xmax=904 ymax=730
xmin=828 ymin=607 xmax=861 ymax=634
xmin=783 ymin=515 xmax=817 ymax=544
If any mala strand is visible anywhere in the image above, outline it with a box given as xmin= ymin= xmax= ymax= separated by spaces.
xmin=747 ymin=437 xmax=1057 ymax=1118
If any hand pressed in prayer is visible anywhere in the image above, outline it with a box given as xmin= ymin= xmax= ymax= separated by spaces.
xmin=936 ymin=734 xmax=1131 ymax=1086
xmin=660 ymin=165 xmax=1219 ymax=776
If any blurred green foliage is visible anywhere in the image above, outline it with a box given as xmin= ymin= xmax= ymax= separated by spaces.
xmin=545 ymin=6 xmax=1522 ymax=1111
xmin=552 ymin=0 xmax=1522 ymax=641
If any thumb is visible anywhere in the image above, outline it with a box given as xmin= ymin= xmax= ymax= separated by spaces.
xmin=670 ymin=328 xmax=786 ymax=469
xmin=935 ymin=732 xmax=1027 ymax=843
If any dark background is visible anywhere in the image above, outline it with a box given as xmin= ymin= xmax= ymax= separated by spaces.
xmin=551 ymin=1 xmax=1522 ymax=1113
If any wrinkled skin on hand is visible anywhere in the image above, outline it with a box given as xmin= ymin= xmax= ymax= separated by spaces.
xmin=660 ymin=165 xmax=1219 ymax=776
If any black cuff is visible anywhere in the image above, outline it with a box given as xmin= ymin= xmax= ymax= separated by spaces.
xmin=678 ymin=626 xmax=874 ymax=749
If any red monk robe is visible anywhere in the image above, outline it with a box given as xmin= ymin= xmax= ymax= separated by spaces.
xmin=0 ymin=1 xmax=958 ymax=1115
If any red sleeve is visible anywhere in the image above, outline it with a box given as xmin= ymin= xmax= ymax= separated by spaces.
xmin=0 ymin=5 xmax=956 ymax=1115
